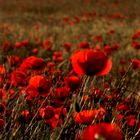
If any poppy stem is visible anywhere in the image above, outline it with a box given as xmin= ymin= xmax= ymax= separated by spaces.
xmin=79 ymin=76 xmax=91 ymax=108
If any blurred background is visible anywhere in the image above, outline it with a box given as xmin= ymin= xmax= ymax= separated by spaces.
xmin=0 ymin=0 xmax=140 ymax=25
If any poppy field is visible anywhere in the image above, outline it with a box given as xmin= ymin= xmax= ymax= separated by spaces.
xmin=0 ymin=0 xmax=140 ymax=140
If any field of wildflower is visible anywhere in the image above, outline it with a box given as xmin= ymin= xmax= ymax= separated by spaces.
xmin=0 ymin=0 xmax=140 ymax=140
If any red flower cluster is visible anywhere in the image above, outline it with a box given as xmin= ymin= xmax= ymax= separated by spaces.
xmin=132 ymin=29 xmax=140 ymax=49
xmin=15 ymin=39 xmax=29 ymax=48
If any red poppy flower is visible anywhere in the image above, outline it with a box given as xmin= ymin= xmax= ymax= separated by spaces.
xmin=73 ymin=108 xmax=105 ymax=125
xmin=2 ymin=40 xmax=11 ymax=52
xmin=0 ymin=65 xmax=6 ymax=75
xmin=71 ymin=49 xmax=112 ymax=76
xmin=42 ymin=39 xmax=52 ymax=51
xmin=63 ymin=42 xmax=72 ymax=52
xmin=7 ymin=55 xmax=20 ymax=67
xmin=64 ymin=75 xmax=81 ymax=91
xmin=52 ymin=51 xmax=63 ymax=62
xmin=39 ymin=106 xmax=55 ymax=120
xmin=79 ymin=41 xmax=90 ymax=49
xmin=93 ymin=35 xmax=102 ymax=43
xmin=132 ymin=29 xmax=140 ymax=40
xmin=111 ymin=44 xmax=120 ymax=51
xmin=125 ymin=115 xmax=136 ymax=127
xmin=19 ymin=56 xmax=45 ymax=72
xmin=82 ymin=123 xmax=122 ymax=140
xmin=44 ymin=107 xmax=67 ymax=129
xmin=131 ymin=59 xmax=140 ymax=70
xmin=27 ymin=75 xmax=52 ymax=97
xmin=21 ymin=110 xmax=30 ymax=122
xmin=109 ymin=12 xmax=125 ymax=19
xmin=32 ymin=48 xmax=38 ymax=54
xmin=117 ymin=104 xmax=129 ymax=112
xmin=11 ymin=70 xmax=27 ymax=86
xmin=131 ymin=41 xmax=140 ymax=50
xmin=21 ymin=39 xmax=29 ymax=46
xmin=55 ymin=86 xmax=70 ymax=101
xmin=63 ymin=16 xmax=69 ymax=24
xmin=104 ymin=45 xmax=112 ymax=55
xmin=132 ymin=30 xmax=140 ymax=50
xmin=0 ymin=89 xmax=7 ymax=101
xmin=73 ymin=16 xmax=80 ymax=23
xmin=46 ymin=62 xmax=56 ymax=72
xmin=26 ymin=85 xmax=39 ymax=97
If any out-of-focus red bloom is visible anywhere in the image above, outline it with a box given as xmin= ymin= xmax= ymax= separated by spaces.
xmin=42 ymin=39 xmax=52 ymax=51
xmin=104 ymin=45 xmax=112 ymax=55
xmin=15 ymin=39 xmax=29 ymax=48
xmin=21 ymin=39 xmax=29 ymax=46
xmin=131 ymin=59 xmax=140 ymax=70
xmin=27 ymin=75 xmax=51 ymax=97
xmin=117 ymin=104 xmax=129 ymax=112
xmin=32 ymin=48 xmax=38 ymax=54
xmin=118 ymin=67 xmax=126 ymax=76
xmin=25 ymin=95 xmax=35 ymax=106
xmin=0 ymin=65 xmax=6 ymax=75
xmin=120 ymin=58 xmax=127 ymax=65
xmin=94 ymin=45 xmax=101 ymax=51
xmin=44 ymin=107 xmax=67 ymax=129
xmin=111 ymin=44 xmax=120 ymax=51
xmin=102 ymin=82 xmax=109 ymax=89
xmin=39 ymin=106 xmax=55 ymax=120
xmin=52 ymin=51 xmax=63 ymax=62
xmin=10 ymin=70 xmax=27 ymax=86
xmin=132 ymin=29 xmax=140 ymax=40
xmin=132 ymin=30 xmax=140 ymax=49
xmin=21 ymin=110 xmax=30 ymax=122
xmin=73 ymin=16 xmax=80 ymax=23
xmin=7 ymin=55 xmax=20 ymax=67
xmin=2 ymin=40 xmax=11 ymax=52
xmin=26 ymin=85 xmax=39 ymax=97
xmin=125 ymin=115 xmax=136 ymax=127
xmin=63 ymin=16 xmax=69 ymax=24
xmin=55 ymin=86 xmax=70 ymax=101
xmin=82 ymin=123 xmax=122 ymax=140
xmin=63 ymin=42 xmax=72 ymax=52
xmin=34 ymin=24 xmax=40 ymax=30
xmin=71 ymin=49 xmax=112 ymax=76
xmin=93 ymin=35 xmax=102 ymax=43
xmin=46 ymin=62 xmax=56 ymax=72
xmin=117 ymin=114 xmax=124 ymax=126
xmin=106 ymin=29 xmax=115 ymax=35
xmin=0 ymin=119 xmax=5 ymax=131
xmin=109 ymin=12 xmax=125 ymax=19
xmin=79 ymin=41 xmax=90 ymax=49
xmin=82 ymin=95 xmax=89 ymax=103
xmin=73 ymin=108 xmax=105 ymax=125
xmin=19 ymin=56 xmax=45 ymax=72
xmin=0 ymin=77 xmax=2 ymax=83
xmin=8 ymin=89 xmax=16 ymax=98
xmin=91 ymin=88 xmax=103 ymax=98
xmin=0 ymin=89 xmax=7 ymax=101
xmin=64 ymin=75 xmax=80 ymax=91
xmin=131 ymin=41 xmax=140 ymax=50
